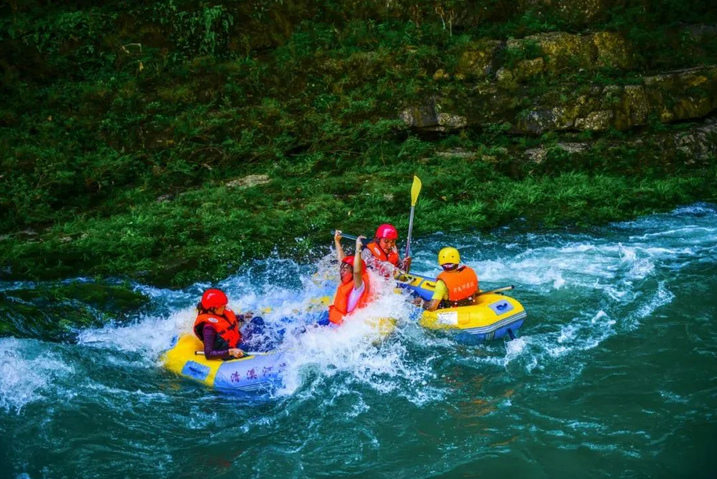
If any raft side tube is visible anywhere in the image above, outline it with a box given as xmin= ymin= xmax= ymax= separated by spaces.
xmin=162 ymin=335 xmax=288 ymax=392
xmin=419 ymin=293 xmax=527 ymax=342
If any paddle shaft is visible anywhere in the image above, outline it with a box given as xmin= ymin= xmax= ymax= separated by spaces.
xmin=194 ymin=350 xmax=267 ymax=356
xmin=331 ymin=231 xmax=365 ymax=244
xmin=478 ymin=285 xmax=515 ymax=295
xmin=405 ymin=205 xmax=415 ymax=258
xmin=405 ymin=176 xmax=422 ymax=259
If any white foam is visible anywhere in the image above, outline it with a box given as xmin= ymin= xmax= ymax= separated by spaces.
xmin=77 ymin=308 xmax=193 ymax=359
xmin=0 ymin=338 xmax=75 ymax=413
xmin=634 ymin=282 xmax=675 ymax=321
xmin=273 ymin=271 xmax=443 ymax=404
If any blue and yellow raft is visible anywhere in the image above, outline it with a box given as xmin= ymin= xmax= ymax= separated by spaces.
xmin=398 ymin=272 xmax=527 ymax=342
xmin=162 ymin=335 xmax=288 ymax=393
xmin=162 ymin=296 xmax=396 ymax=392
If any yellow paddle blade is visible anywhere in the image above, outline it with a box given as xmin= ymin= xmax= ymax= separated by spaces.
xmin=410 ymin=175 xmax=422 ymax=206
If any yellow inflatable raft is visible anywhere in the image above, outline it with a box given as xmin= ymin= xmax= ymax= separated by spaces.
xmin=420 ymin=292 xmax=526 ymax=342
xmin=162 ymin=298 xmax=396 ymax=392
xmin=162 ymin=334 xmax=288 ymax=392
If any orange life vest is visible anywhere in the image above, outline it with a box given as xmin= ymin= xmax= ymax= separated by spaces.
xmin=437 ymin=265 xmax=479 ymax=308
xmin=328 ymin=272 xmax=371 ymax=325
xmin=193 ymin=309 xmax=242 ymax=349
xmin=365 ymin=241 xmax=400 ymax=267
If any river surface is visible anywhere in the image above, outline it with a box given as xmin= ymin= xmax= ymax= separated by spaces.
xmin=1 ymin=204 xmax=716 ymax=479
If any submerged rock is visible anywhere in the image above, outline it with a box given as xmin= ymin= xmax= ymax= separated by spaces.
xmin=0 ymin=282 xmax=149 ymax=342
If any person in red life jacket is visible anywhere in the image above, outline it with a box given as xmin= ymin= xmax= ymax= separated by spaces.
xmin=420 ymin=247 xmax=479 ymax=311
xmin=363 ymin=223 xmax=412 ymax=277
xmin=327 ymin=231 xmax=372 ymax=325
xmin=193 ymin=289 xmax=255 ymax=360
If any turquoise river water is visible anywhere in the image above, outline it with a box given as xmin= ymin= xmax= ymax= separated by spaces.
xmin=1 ymin=204 xmax=716 ymax=478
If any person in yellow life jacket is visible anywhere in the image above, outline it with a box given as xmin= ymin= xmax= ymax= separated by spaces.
xmin=421 ymin=247 xmax=479 ymax=312
xmin=328 ymin=231 xmax=372 ymax=325
xmin=363 ymin=223 xmax=412 ymax=277
xmin=193 ymin=289 xmax=255 ymax=360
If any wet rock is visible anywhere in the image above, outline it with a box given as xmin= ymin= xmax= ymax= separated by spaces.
xmin=525 ymin=147 xmax=548 ymax=163
xmin=437 ymin=113 xmax=468 ymax=129
xmin=400 ymin=101 xmax=439 ymax=128
xmin=496 ymin=68 xmax=517 ymax=89
xmin=512 ymin=57 xmax=545 ymax=82
xmin=436 ymin=149 xmax=478 ymax=160
xmin=558 ymin=142 xmax=589 ymax=154
xmin=623 ymin=85 xmax=649 ymax=125
xmin=457 ymin=41 xmax=502 ymax=79
xmin=674 ymin=118 xmax=717 ymax=162
xmin=497 ymin=31 xmax=631 ymax=84
xmin=592 ymin=32 xmax=632 ymax=69
xmin=226 ymin=174 xmax=271 ymax=189
xmin=520 ymin=117 xmax=717 ymax=169
xmin=400 ymin=99 xmax=467 ymax=131
xmin=518 ymin=66 xmax=717 ymax=133
xmin=574 ymin=110 xmax=614 ymax=131
xmin=524 ymin=142 xmax=588 ymax=163
xmin=433 ymin=69 xmax=450 ymax=81
xmin=530 ymin=32 xmax=595 ymax=73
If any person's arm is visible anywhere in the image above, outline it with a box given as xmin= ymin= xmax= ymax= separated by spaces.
xmin=203 ymin=325 xmax=243 ymax=359
xmin=401 ymin=256 xmax=412 ymax=273
xmin=424 ymin=280 xmax=447 ymax=311
xmin=353 ymin=236 xmax=365 ymax=289
xmin=471 ymin=278 xmax=480 ymax=305
xmin=203 ymin=325 xmax=231 ymax=360
xmin=334 ymin=230 xmax=345 ymax=262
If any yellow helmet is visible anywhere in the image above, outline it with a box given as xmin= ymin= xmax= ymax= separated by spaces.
xmin=438 ymin=247 xmax=461 ymax=266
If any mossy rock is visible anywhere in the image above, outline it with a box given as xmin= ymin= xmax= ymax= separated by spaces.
xmin=457 ymin=41 xmax=502 ymax=79
xmin=0 ymin=282 xmax=149 ymax=342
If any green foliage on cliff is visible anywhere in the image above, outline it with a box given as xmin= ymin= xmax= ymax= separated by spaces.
xmin=1 ymin=0 xmax=716 ymax=285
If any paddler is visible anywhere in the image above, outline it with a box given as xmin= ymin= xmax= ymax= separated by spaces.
xmin=193 ymin=289 xmax=262 ymax=359
xmin=327 ymin=231 xmax=372 ymax=325
xmin=420 ymin=247 xmax=479 ymax=311
xmin=363 ymin=223 xmax=412 ymax=277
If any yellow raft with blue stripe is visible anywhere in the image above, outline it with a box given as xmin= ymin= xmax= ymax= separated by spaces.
xmin=420 ymin=292 xmax=526 ymax=342
xmin=163 ymin=334 xmax=288 ymax=393
xmin=398 ymin=272 xmax=527 ymax=342
xmin=162 ymin=296 xmax=396 ymax=392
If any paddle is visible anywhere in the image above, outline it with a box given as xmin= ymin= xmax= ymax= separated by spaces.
xmin=405 ymin=175 xmax=422 ymax=259
xmin=194 ymin=350 xmax=269 ymax=357
xmin=330 ymin=231 xmax=366 ymax=244
xmin=478 ymin=285 xmax=515 ymax=296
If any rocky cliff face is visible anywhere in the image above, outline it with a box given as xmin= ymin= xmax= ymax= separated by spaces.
xmin=401 ymin=29 xmax=717 ymax=135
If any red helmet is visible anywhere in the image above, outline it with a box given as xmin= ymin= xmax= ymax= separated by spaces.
xmin=341 ymin=256 xmax=366 ymax=269
xmin=375 ymin=224 xmax=398 ymax=240
xmin=201 ymin=289 xmax=228 ymax=309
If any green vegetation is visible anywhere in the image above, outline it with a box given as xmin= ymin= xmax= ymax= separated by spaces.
xmin=1 ymin=0 xmax=716 ymax=288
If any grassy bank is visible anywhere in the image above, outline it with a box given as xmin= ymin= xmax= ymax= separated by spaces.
xmin=2 ymin=134 xmax=715 ymax=286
